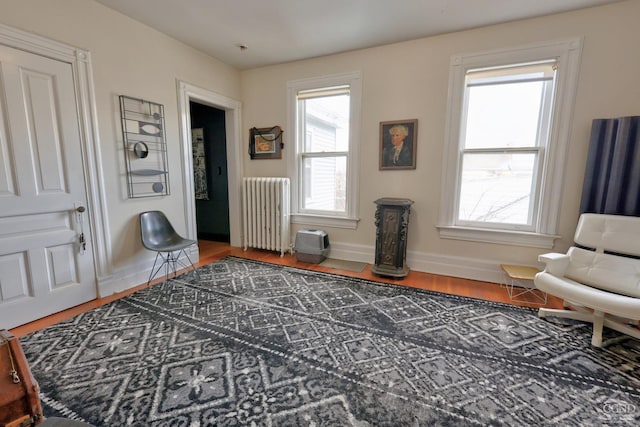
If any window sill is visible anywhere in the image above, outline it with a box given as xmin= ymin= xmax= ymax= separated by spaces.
xmin=291 ymin=214 xmax=359 ymax=230
xmin=437 ymin=225 xmax=559 ymax=248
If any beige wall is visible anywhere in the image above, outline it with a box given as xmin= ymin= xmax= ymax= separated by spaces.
xmin=1 ymin=0 xmax=638 ymax=290
xmin=1 ymin=0 xmax=241 ymax=293
xmin=240 ymin=0 xmax=640 ymax=280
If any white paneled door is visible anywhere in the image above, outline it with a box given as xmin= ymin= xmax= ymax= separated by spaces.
xmin=0 ymin=44 xmax=97 ymax=329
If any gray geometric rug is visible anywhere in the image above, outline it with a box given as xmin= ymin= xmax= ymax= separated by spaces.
xmin=20 ymin=257 xmax=640 ymax=426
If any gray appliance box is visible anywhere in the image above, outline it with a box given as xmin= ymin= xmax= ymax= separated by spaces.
xmin=294 ymin=229 xmax=329 ymax=263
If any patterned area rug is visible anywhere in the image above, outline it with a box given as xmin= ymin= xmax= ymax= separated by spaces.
xmin=20 ymin=257 xmax=640 ymax=426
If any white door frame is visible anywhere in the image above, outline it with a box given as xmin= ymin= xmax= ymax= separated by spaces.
xmin=0 ymin=23 xmax=109 ymax=281
xmin=176 ymin=81 xmax=243 ymax=250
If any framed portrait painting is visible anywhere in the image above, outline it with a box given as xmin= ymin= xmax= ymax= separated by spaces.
xmin=379 ymin=119 xmax=417 ymax=170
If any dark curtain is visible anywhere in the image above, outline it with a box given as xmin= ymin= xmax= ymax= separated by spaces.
xmin=580 ymin=116 xmax=640 ymax=216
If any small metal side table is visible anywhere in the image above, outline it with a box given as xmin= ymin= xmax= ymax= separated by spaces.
xmin=372 ymin=198 xmax=413 ymax=278
xmin=500 ymin=264 xmax=547 ymax=304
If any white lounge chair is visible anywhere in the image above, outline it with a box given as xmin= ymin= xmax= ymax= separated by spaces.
xmin=534 ymin=213 xmax=640 ymax=347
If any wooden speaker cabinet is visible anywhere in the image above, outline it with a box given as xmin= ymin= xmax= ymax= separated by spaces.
xmin=372 ymin=198 xmax=413 ymax=278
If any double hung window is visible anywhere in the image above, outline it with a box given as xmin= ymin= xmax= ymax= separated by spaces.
xmin=297 ymin=86 xmax=350 ymax=214
xmin=458 ymin=61 xmax=556 ymax=229
xmin=287 ymin=72 xmax=361 ymax=228
xmin=439 ymin=39 xmax=582 ymax=247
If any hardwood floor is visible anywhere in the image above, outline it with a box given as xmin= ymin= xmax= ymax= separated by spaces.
xmin=10 ymin=241 xmax=562 ymax=338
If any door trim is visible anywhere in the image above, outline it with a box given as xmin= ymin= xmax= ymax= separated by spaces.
xmin=0 ymin=23 xmax=109 ymax=281
xmin=176 ymin=81 xmax=243 ymax=249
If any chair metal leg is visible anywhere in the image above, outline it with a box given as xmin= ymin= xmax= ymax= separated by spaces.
xmin=146 ymin=247 xmax=200 ymax=286
xmin=591 ymin=310 xmax=604 ymax=347
xmin=538 ymin=307 xmax=594 ymax=323
xmin=146 ymin=251 xmax=177 ymax=285
xmin=147 ymin=252 xmax=164 ymax=285
xmin=538 ymin=306 xmax=640 ymax=348
xmin=180 ymin=248 xmax=201 ymax=281
xmin=167 ymin=249 xmax=200 ymax=281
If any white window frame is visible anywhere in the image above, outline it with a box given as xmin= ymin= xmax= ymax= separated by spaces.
xmin=438 ymin=38 xmax=583 ymax=248
xmin=456 ymin=61 xmax=556 ymax=231
xmin=287 ymin=71 xmax=362 ymax=229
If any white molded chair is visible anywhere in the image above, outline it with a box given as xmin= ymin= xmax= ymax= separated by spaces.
xmin=139 ymin=211 xmax=199 ymax=285
xmin=534 ymin=213 xmax=640 ymax=347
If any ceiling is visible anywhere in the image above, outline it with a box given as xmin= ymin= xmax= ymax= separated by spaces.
xmin=95 ymin=0 xmax=621 ymax=70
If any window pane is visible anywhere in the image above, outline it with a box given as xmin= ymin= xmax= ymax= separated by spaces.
xmin=464 ymin=81 xmax=545 ymax=149
xmin=458 ymin=152 xmax=537 ymax=225
xmin=303 ymin=94 xmax=350 ymax=152
xmin=302 ymin=156 xmax=346 ymax=212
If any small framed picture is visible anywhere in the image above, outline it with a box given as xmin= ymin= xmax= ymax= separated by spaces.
xmin=249 ymin=126 xmax=283 ymax=159
xmin=379 ymin=119 xmax=417 ymax=170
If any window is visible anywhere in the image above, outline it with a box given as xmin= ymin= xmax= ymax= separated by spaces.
xmin=439 ymin=38 xmax=583 ymax=248
xmin=299 ymin=87 xmax=349 ymax=212
xmin=287 ymin=72 xmax=362 ymax=229
xmin=459 ymin=61 xmax=555 ymax=228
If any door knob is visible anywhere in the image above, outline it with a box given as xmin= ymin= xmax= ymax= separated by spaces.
xmin=76 ymin=206 xmax=86 ymax=213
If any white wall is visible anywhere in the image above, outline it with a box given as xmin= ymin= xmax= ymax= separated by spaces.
xmin=240 ymin=0 xmax=640 ymax=282
xmin=2 ymin=0 xmax=638 ymax=290
xmin=0 ymin=0 xmax=241 ymax=294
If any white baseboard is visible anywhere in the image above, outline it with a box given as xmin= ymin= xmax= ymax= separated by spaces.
xmin=97 ymin=263 xmax=148 ymax=297
xmin=407 ymin=250 xmax=505 ymax=284
xmin=98 ymin=243 xmax=509 ymax=296
xmin=327 ymin=241 xmax=507 ymax=284
xmin=326 ymin=241 xmax=372 ymax=264
xmin=97 ymin=247 xmax=200 ymax=297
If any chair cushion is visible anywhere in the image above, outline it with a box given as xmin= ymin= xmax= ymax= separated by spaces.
xmin=564 ymin=247 xmax=640 ymax=298
xmin=575 ymin=213 xmax=640 ymax=257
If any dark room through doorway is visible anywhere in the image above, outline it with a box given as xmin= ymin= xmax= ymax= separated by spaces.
xmin=190 ymin=101 xmax=230 ymax=242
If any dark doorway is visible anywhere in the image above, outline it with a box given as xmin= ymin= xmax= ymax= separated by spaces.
xmin=190 ymin=101 xmax=230 ymax=242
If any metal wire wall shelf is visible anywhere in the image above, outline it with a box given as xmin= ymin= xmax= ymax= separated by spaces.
xmin=119 ymin=95 xmax=170 ymax=198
